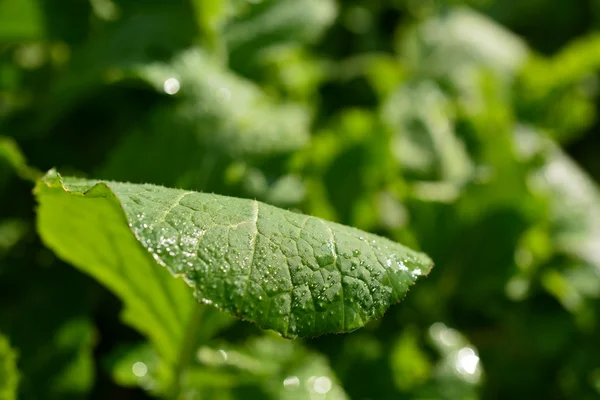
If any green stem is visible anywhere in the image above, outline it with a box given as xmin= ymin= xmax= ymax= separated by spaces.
xmin=168 ymin=303 xmax=206 ymax=400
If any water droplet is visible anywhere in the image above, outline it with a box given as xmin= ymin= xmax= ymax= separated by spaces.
xmin=132 ymin=361 xmax=147 ymax=377
xmin=456 ymin=347 xmax=480 ymax=376
xmin=186 ymin=270 xmax=198 ymax=281
xmin=313 ymin=376 xmax=332 ymax=394
xmin=163 ymin=77 xmax=180 ymax=95
xmin=317 ymin=253 xmax=334 ymax=267
xmin=283 ymin=376 xmax=300 ymax=390
xmin=353 ymin=249 xmax=361 ymax=256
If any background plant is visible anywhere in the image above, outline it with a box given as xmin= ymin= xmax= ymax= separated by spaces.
xmin=1 ymin=0 xmax=600 ymax=399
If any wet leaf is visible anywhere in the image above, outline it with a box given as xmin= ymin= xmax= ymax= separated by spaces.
xmin=35 ymin=170 xmax=433 ymax=339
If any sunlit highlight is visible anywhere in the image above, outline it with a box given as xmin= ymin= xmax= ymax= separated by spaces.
xmin=132 ymin=361 xmax=148 ymax=377
xmin=163 ymin=78 xmax=181 ymax=95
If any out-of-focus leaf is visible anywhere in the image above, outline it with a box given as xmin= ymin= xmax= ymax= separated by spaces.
xmin=520 ymin=35 xmax=600 ymax=99
xmin=97 ymin=105 xmax=221 ymax=189
xmin=44 ymin=318 xmax=95 ymax=396
xmin=0 ymin=0 xmax=43 ymax=41
xmin=36 ymin=170 xmax=433 ymax=339
xmin=193 ymin=0 xmax=227 ymax=56
xmin=532 ymin=142 xmax=600 ymax=271
xmin=0 ymin=136 xmax=40 ymax=183
xmin=101 ymin=47 xmax=312 ymax=186
xmin=0 ymin=266 xmax=97 ymax=400
xmin=197 ymin=334 xmax=348 ymax=399
xmin=515 ymin=130 xmax=600 ymax=320
xmin=135 ymin=48 xmax=310 ymax=158
xmin=225 ymin=0 xmax=337 ymax=75
xmin=38 ymin=2 xmax=198 ymax=130
xmin=0 ymin=333 xmax=18 ymax=400
xmin=104 ymin=342 xmax=162 ymax=390
xmin=264 ymin=175 xmax=306 ymax=207
xmin=241 ymin=169 xmax=307 ymax=208
xmin=517 ymin=35 xmax=600 ymax=143
xmin=422 ymin=322 xmax=483 ymax=400
xmin=382 ymin=81 xmax=473 ymax=184
xmin=258 ymin=46 xmax=328 ymax=101
xmin=541 ymin=269 xmax=585 ymax=314
xmin=0 ymin=219 xmax=27 ymax=261
xmin=293 ymin=109 xmax=401 ymax=230
xmin=399 ymin=7 xmax=528 ymax=79
xmin=104 ymin=306 xmax=236 ymax=394
xmin=390 ymin=328 xmax=432 ymax=391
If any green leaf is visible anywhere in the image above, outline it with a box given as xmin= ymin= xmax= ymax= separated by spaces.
xmin=196 ymin=334 xmax=348 ymax=399
xmin=421 ymin=323 xmax=483 ymax=400
xmin=0 ymin=219 xmax=27 ymax=260
xmin=36 ymin=170 xmax=433 ymax=339
xmin=519 ymin=128 xmax=600 ymax=272
xmin=225 ymin=0 xmax=337 ymax=75
xmin=226 ymin=0 xmax=337 ymax=48
xmin=0 ymin=136 xmax=41 ymax=183
xmin=398 ymin=7 xmax=527 ymax=79
xmin=192 ymin=0 xmax=227 ymax=57
xmin=517 ymin=35 xmax=600 ymax=143
xmin=104 ymin=309 xmax=236 ymax=394
xmin=536 ymin=146 xmax=600 ymax=268
xmin=43 ymin=318 xmax=96 ymax=396
xmin=99 ymin=48 xmax=311 ymax=188
xmin=35 ymin=175 xmax=195 ymax=370
xmin=0 ymin=266 xmax=98 ymax=400
xmin=381 ymin=81 xmax=472 ymax=184
xmin=103 ymin=342 xmax=159 ymax=390
xmin=390 ymin=328 xmax=432 ymax=391
xmin=134 ymin=48 xmax=310 ymax=159
xmin=36 ymin=2 xmax=198 ymax=130
xmin=0 ymin=0 xmax=44 ymax=41
xmin=0 ymin=334 xmax=18 ymax=400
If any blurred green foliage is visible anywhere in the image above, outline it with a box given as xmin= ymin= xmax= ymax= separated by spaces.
xmin=1 ymin=0 xmax=600 ymax=399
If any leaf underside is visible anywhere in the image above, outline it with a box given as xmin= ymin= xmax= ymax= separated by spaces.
xmin=36 ymin=170 xmax=433 ymax=338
